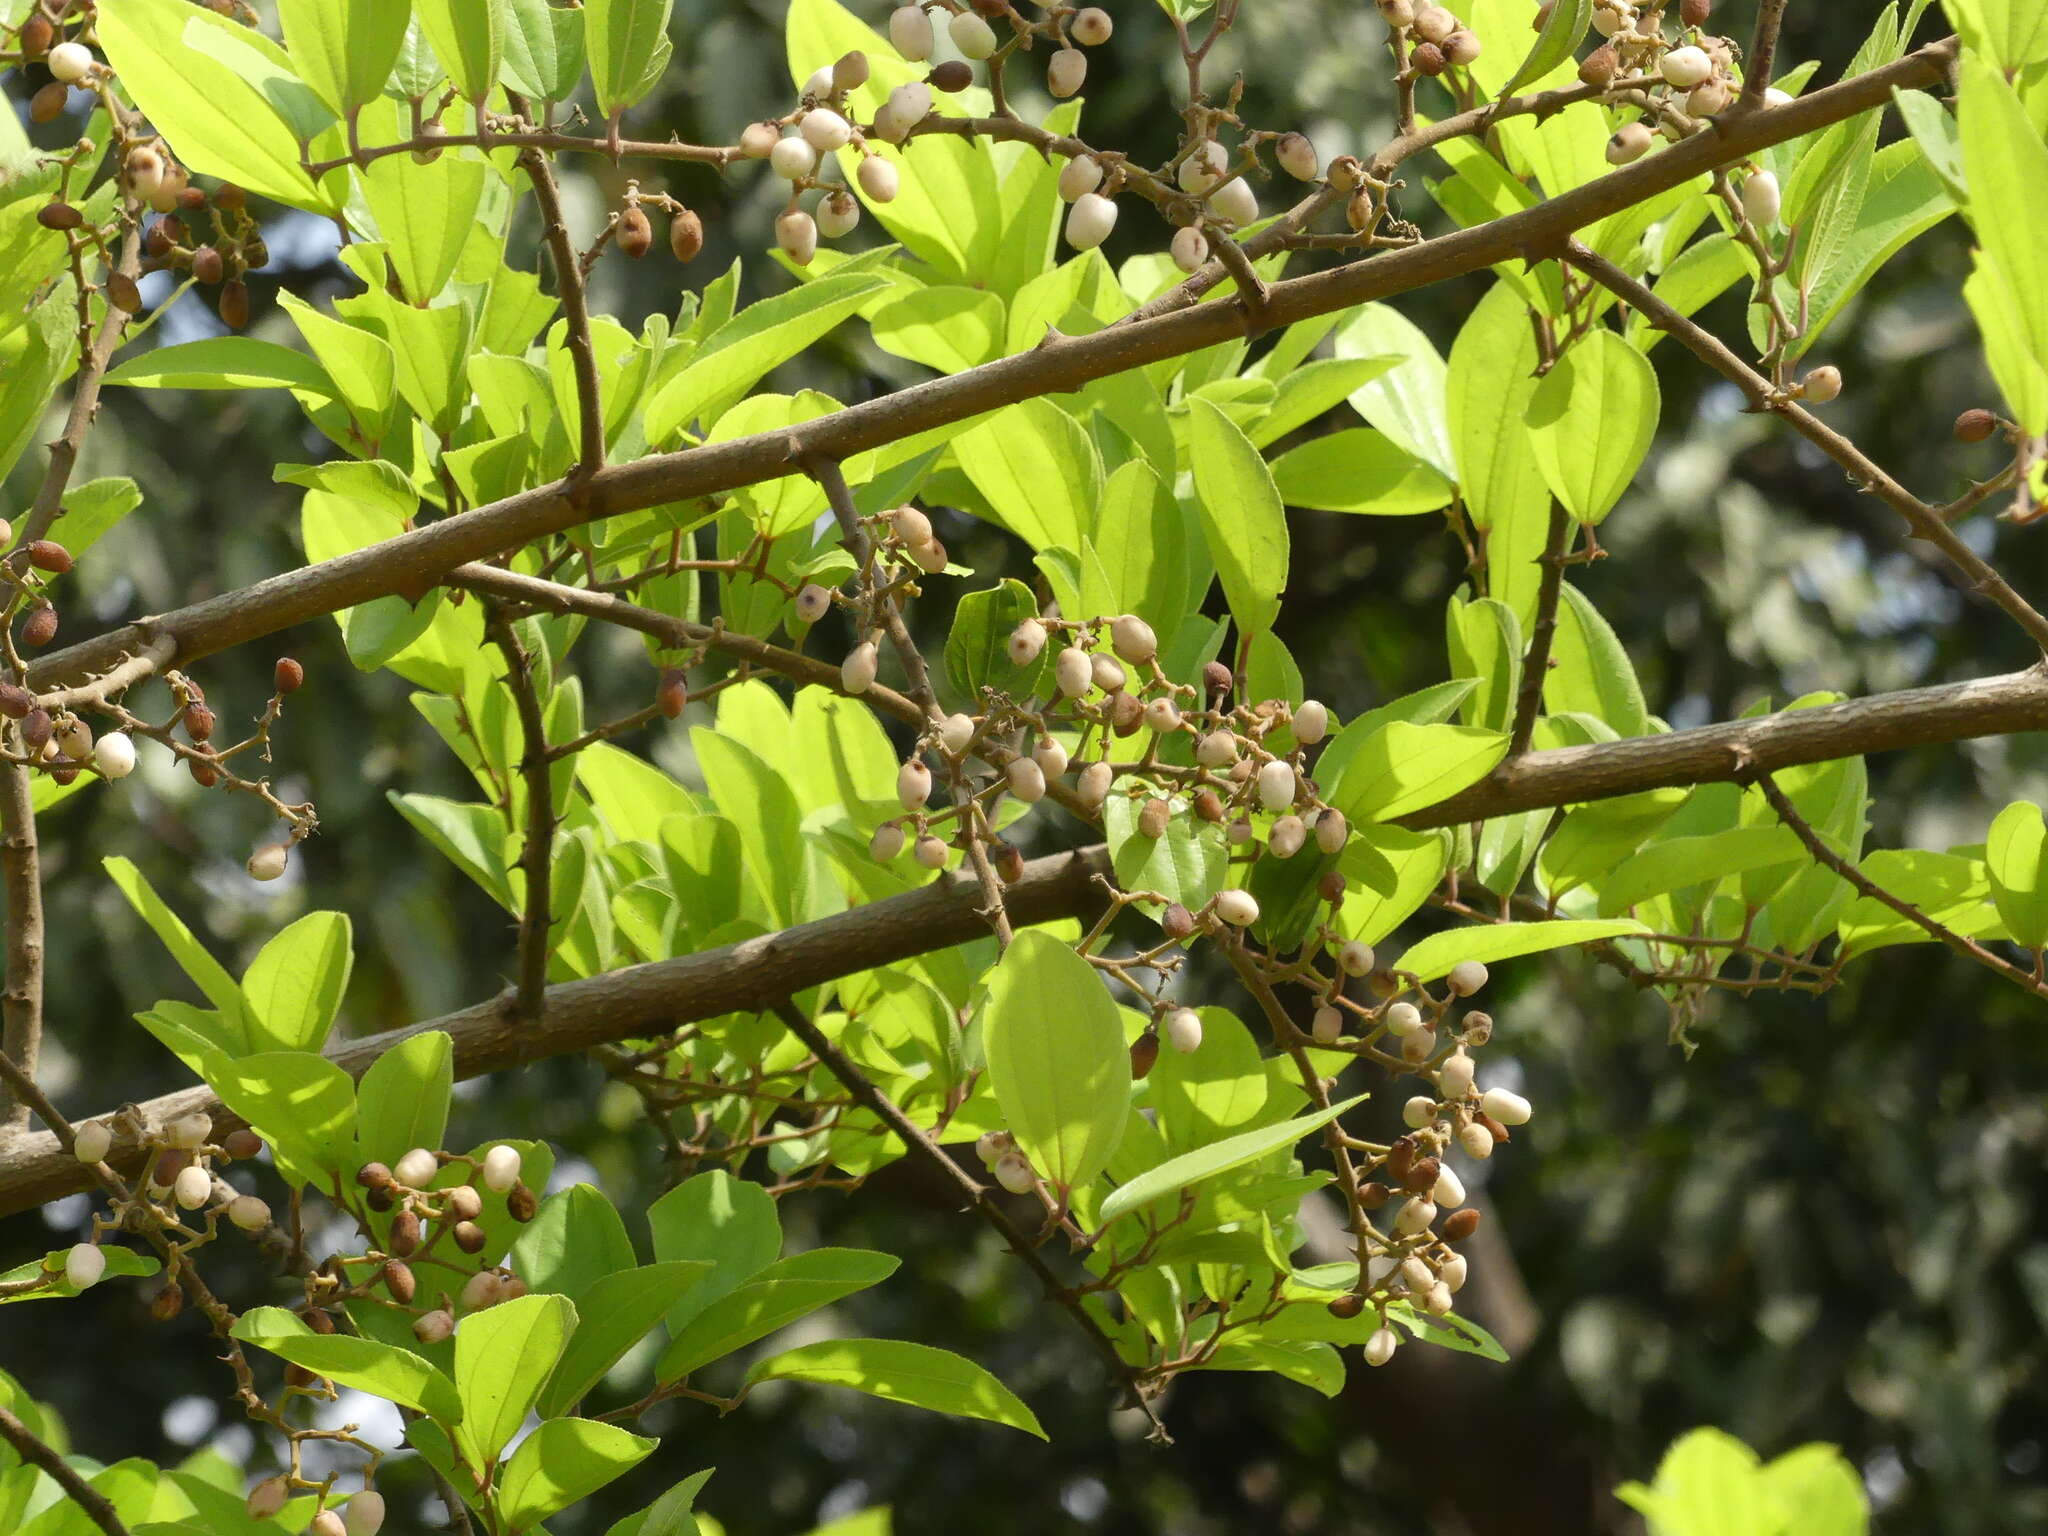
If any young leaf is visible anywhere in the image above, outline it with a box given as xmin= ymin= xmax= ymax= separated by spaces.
xmin=603 ymin=1469 xmax=716 ymax=1536
xmin=205 ymin=1051 xmax=356 ymax=1189
xmin=647 ymin=1170 xmax=782 ymax=1332
xmin=415 ymin=0 xmax=507 ymax=102
xmin=654 ymin=1248 xmax=899 ymax=1383
xmin=1335 ymin=302 xmax=1456 ymax=479
xmin=1525 ymin=330 xmax=1659 ymax=525
xmin=232 ymin=1307 xmax=461 ymax=1421
xmin=455 ymin=1293 xmax=577 ymax=1465
xmin=945 ymin=578 xmax=1054 ymax=704
xmin=1545 ymin=585 xmax=1651 ymax=736
xmin=1269 ymin=429 xmax=1453 ymax=515
xmin=498 ymin=1418 xmax=659 ymax=1529
xmin=587 ymin=0 xmax=675 ymax=115
xmin=980 ymin=929 xmax=1129 ymax=1191
xmin=537 ymin=1261 xmax=712 ymax=1416
xmin=1328 ymin=722 xmax=1509 ymax=824
xmin=1393 ymin=919 xmax=1648 ymax=983
xmin=954 ymin=398 xmax=1102 ymax=553
xmin=102 ymin=857 xmax=246 ymax=1025
xmin=1103 ymin=793 xmax=1228 ymax=917
xmin=1495 ymin=0 xmax=1594 ymax=101
xmin=354 ymin=1030 xmax=455 ymax=1172
xmin=1986 ymin=801 xmax=2048 ymax=950
xmin=1186 ymin=397 xmax=1289 ymax=637
xmin=277 ymin=0 xmax=412 ymax=118
xmin=241 ymin=911 xmax=353 ymax=1055
xmin=744 ymin=1339 xmax=1045 ymax=1438
xmin=360 ymin=152 xmax=488 ymax=305
xmin=105 ymin=338 xmax=336 ymax=395
xmin=511 ymin=1185 xmax=638 ymax=1301
xmin=1099 ymin=1096 xmax=1367 ymax=1225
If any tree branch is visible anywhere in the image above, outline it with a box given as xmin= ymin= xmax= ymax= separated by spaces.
xmin=0 ymin=846 xmax=1117 ymax=1217
xmin=768 ymin=999 xmax=1166 ymax=1440
xmin=1744 ymin=0 xmax=1792 ymax=107
xmin=1560 ymin=239 xmax=2048 ymax=655
xmin=1401 ymin=666 xmax=2048 ymax=828
xmin=0 ymin=767 xmax=43 ymax=1131
xmin=517 ymin=139 xmax=606 ymax=476
xmin=486 ymin=607 xmax=555 ymax=1019
xmin=26 ymin=37 xmax=1959 ymax=700
xmin=1508 ymin=499 xmax=1572 ymax=759
xmin=0 ymin=1402 xmax=133 ymax=1536
xmin=1756 ymin=774 xmax=2048 ymax=1001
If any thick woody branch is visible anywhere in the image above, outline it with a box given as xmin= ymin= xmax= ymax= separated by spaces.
xmin=486 ymin=608 xmax=555 ymax=1019
xmin=1402 ymin=666 xmax=2048 ymax=828
xmin=0 ymin=846 xmax=1115 ymax=1218
xmin=27 ymin=38 xmax=1958 ymax=700
xmin=0 ymin=771 xmax=42 ymax=1131
xmin=1744 ymin=0 xmax=1792 ymax=108
xmin=1561 ymin=240 xmax=2048 ymax=654
xmin=0 ymin=1403 xmax=132 ymax=1536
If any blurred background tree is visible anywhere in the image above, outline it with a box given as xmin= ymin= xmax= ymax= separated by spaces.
xmin=4 ymin=3 xmax=2045 ymax=1533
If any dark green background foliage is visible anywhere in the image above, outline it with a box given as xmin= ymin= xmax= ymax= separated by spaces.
xmin=4 ymin=3 xmax=2044 ymax=1532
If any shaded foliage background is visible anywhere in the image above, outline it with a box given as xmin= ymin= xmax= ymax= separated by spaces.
xmin=4 ymin=2 xmax=2046 ymax=1532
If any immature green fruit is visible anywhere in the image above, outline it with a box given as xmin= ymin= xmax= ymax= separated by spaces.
xmin=1605 ymin=122 xmax=1653 ymax=164
xmin=64 ymin=1242 xmax=104 ymax=1290
xmin=889 ymin=4 xmax=934 ymax=60
xmin=73 ymin=1121 xmax=112 ymax=1163
xmin=1071 ymin=7 xmax=1113 ymax=44
xmin=394 ymin=1147 xmax=439 ymax=1187
xmin=1047 ymin=47 xmax=1087 ymax=98
xmin=616 ymin=206 xmax=653 ymax=259
xmin=247 ymin=1476 xmax=290 ymax=1520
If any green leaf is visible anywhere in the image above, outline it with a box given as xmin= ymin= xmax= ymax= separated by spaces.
xmin=1545 ymin=585 xmax=1651 ymax=736
xmin=954 ymin=398 xmax=1101 ymax=553
xmin=1270 ymin=428 xmax=1454 ymax=515
xmin=278 ymin=0 xmax=412 ymax=118
xmin=541 ymin=1262 xmax=714 ymax=1414
xmin=1986 ymin=801 xmax=2048 ymax=950
xmin=48 ymin=477 xmax=142 ymax=558
xmin=944 ymin=578 xmax=1054 ymax=705
xmin=745 ymin=1339 xmax=1044 ymax=1438
xmin=1328 ymin=722 xmax=1508 ymax=824
xmin=354 ymin=1029 xmax=454 ymax=1171
xmin=655 ymin=1248 xmax=899 ymax=1383
xmin=456 ymin=1293 xmax=576 ymax=1465
xmin=1496 ymin=0 xmax=1593 ymax=100
xmin=1596 ymin=827 xmax=1806 ymax=917
xmin=105 ymin=338 xmax=334 ymax=395
xmin=1394 ymin=919 xmax=1648 ymax=982
xmin=102 ymin=857 xmax=246 ymax=1025
xmin=647 ymin=1170 xmax=781 ymax=1332
xmin=643 ymin=274 xmax=889 ymax=441
xmin=415 ymin=0 xmax=506 ymax=101
xmin=1838 ymin=850 xmax=2003 ymax=957
xmin=603 ymin=1469 xmax=715 ymax=1536
xmin=0 ymin=1245 xmax=159 ymax=1305
xmin=231 ymin=1307 xmax=461 ymax=1421
xmin=360 ymin=152 xmax=488 ymax=305
xmin=241 ymin=912 xmax=352 ymax=1055
xmin=96 ymin=0 xmax=337 ymax=212
xmin=1249 ymin=355 xmax=1399 ymax=448
xmin=1759 ymin=1442 xmax=1868 ymax=1536
xmin=870 ymin=286 xmax=1005 ymax=373
xmin=512 ymin=1185 xmax=638 ymax=1301
xmin=587 ymin=0 xmax=674 ymax=115
xmin=1104 ymin=792 xmax=1229 ymax=915
xmin=1617 ymin=1426 xmax=1772 ymax=1535
xmin=1099 ymin=1096 xmax=1367 ymax=1225
xmin=980 ymin=929 xmax=1128 ymax=1190
xmin=1629 ymin=234 xmax=1752 ymax=354
xmin=1945 ymin=0 xmax=2048 ymax=67
xmin=1334 ymin=303 xmax=1455 ymax=479
xmin=1525 ymin=329 xmax=1658 ymax=525
xmin=1958 ymin=58 xmax=2048 ymax=409
xmin=1186 ymin=397 xmax=1289 ymax=637
xmin=204 ymin=1051 xmax=356 ymax=1189
xmin=502 ymin=0 xmax=589 ymax=100
xmin=498 ymin=1418 xmax=658 ymax=1529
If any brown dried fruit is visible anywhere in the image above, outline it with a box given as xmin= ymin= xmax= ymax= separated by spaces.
xmin=1162 ymin=902 xmax=1196 ymax=940
xmin=26 ymin=540 xmax=71 ymax=574
xmin=1441 ymin=1207 xmax=1482 ymax=1242
xmin=1109 ymin=691 xmax=1143 ymax=737
xmin=48 ymin=755 xmax=77 ymax=786
xmin=1681 ymin=0 xmax=1711 ymax=24
xmin=1578 ymin=42 xmax=1618 ymax=87
xmin=1326 ymin=1292 xmax=1365 ymax=1319
xmin=299 ymin=1306 xmax=336 ymax=1335
xmin=1192 ymin=788 xmax=1225 ymax=822
xmin=106 ymin=272 xmax=142 ymax=313
xmin=222 ymin=1128 xmax=263 ymax=1160
xmin=507 ymin=1183 xmax=538 ymax=1222
xmin=365 ymin=1185 xmax=395 ymax=1212
xmin=447 ymin=1185 xmax=483 ymax=1222
xmin=216 ymin=183 xmax=246 ymax=211
xmin=20 ymin=13 xmax=53 ymax=57
xmin=284 ymin=1363 xmax=316 ymax=1390
xmin=1129 ymin=1030 xmax=1160 ymax=1081
xmin=150 ymin=1282 xmax=185 ymax=1321
xmin=274 ymin=657 xmax=304 ymax=693
xmin=1203 ymin=661 xmax=1234 ymax=696
xmin=1954 ymin=408 xmax=1999 ymax=444
xmin=37 ymin=201 xmax=82 ymax=231
xmin=381 ymin=1259 xmax=417 ymax=1304
xmin=656 ymin=668 xmax=688 ymax=719
xmin=1411 ymin=41 xmax=1445 ymax=75
xmin=1400 ymin=1155 xmax=1441 ymax=1195
xmin=1384 ymin=1136 xmax=1416 ymax=1182
xmin=0 ymin=684 xmax=32 ymax=719
xmin=389 ymin=1210 xmax=422 ymax=1256
xmin=994 ymin=840 xmax=1025 ymax=884
xmin=1318 ymin=870 xmax=1348 ymax=903
xmin=176 ymin=185 xmax=207 ymax=212
xmin=183 ymin=702 xmax=216 ymax=742
xmin=453 ymin=1220 xmax=487 ymax=1254
xmin=219 ymin=279 xmax=249 ymax=330
xmin=928 ymin=59 xmax=973 ymax=93
xmin=29 ymin=82 xmax=66 ymax=123
xmin=670 ymin=208 xmax=704 ymax=263
xmin=190 ymin=245 xmax=223 ymax=284
xmin=1357 ymin=1181 xmax=1391 ymax=1210
xmin=616 ymin=205 xmax=653 ymax=259
xmin=20 ymin=709 xmax=52 ymax=752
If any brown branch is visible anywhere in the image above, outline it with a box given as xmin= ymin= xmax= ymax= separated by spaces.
xmin=0 ymin=769 xmax=43 ymax=1131
xmin=768 ymin=999 xmax=1166 ymax=1440
xmin=0 ymin=1402 xmax=133 ymax=1536
xmin=26 ymin=36 xmax=1961 ymax=702
xmin=1744 ymin=0 xmax=1792 ymax=107
xmin=516 ymin=139 xmax=605 ymax=476
xmin=1403 ymin=665 xmax=2048 ymax=828
xmin=1560 ymin=239 xmax=2048 ymax=654
xmin=1756 ymin=774 xmax=2048 ymax=1001
xmin=1508 ymin=499 xmax=1572 ymax=759
xmin=0 ymin=846 xmax=1117 ymax=1218
xmin=486 ymin=607 xmax=555 ymax=1019
xmin=305 ymin=128 xmax=743 ymax=178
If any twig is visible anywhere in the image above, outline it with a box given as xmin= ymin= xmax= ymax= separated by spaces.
xmin=1561 ymin=239 xmax=2048 ymax=656
xmin=769 ymin=999 xmax=1167 ymax=1441
xmin=1744 ymin=0 xmax=1792 ymax=107
xmin=515 ymin=136 xmax=605 ymax=476
xmin=0 ymin=769 xmax=42 ymax=1133
xmin=0 ymin=1402 xmax=133 ymax=1536
xmin=1508 ymin=499 xmax=1573 ymax=758
xmin=485 ymin=607 xmax=555 ymax=1019
xmin=1756 ymin=774 xmax=2048 ymax=1002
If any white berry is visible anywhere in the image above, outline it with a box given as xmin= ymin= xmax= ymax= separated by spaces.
xmin=481 ymin=1144 xmax=522 ymax=1192
xmin=1213 ymin=888 xmax=1260 ymax=926
xmin=1164 ymin=1008 xmax=1203 ymax=1054
xmin=1065 ymin=191 xmax=1117 ymax=251
xmin=949 ymin=11 xmax=998 ymax=59
xmin=1660 ymin=45 xmax=1713 ymax=88
xmin=73 ymin=1121 xmax=112 ymax=1163
xmin=889 ymin=4 xmax=934 ymax=60
xmin=247 ymin=843 xmax=290 ymax=881
xmin=64 ymin=1241 xmax=105 ymax=1289
xmin=47 ymin=41 xmax=92 ymax=82
xmin=94 ymin=732 xmax=137 ymax=779
xmin=1480 ymin=1087 xmax=1532 ymax=1125
xmin=842 ymin=640 xmax=879 ymax=693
